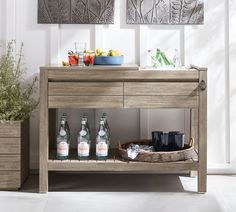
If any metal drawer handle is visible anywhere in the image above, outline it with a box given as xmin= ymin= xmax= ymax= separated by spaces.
xmin=199 ymin=80 xmax=207 ymax=91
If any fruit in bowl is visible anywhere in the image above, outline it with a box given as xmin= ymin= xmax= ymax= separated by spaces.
xmin=94 ymin=49 xmax=124 ymax=65
xmin=108 ymin=50 xmax=122 ymax=56
xmin=95 ymin=48 xmax=103 ymax=56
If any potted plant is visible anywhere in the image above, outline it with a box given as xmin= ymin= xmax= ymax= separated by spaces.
xmin=0 ymin=41 xmax=38 ymax=189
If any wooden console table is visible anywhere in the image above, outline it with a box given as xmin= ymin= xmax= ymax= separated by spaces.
xmin=39 ymin=65 xmax=207 ymax=193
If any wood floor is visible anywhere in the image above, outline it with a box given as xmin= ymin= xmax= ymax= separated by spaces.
xmin=0 ymin=174 xmax=235 ymax=212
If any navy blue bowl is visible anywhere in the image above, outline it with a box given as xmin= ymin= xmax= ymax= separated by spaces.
xmin=94 ymin=56 xmax=124 ymax=65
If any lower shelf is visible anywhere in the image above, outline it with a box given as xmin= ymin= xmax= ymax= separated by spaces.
xmin=48 ymin=160 xmax=198 ymax=172
xmin=48 ymin=148 xmax=198 ymax=172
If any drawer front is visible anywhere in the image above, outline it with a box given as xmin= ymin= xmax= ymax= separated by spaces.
xmin=0 ymin=155 xmax=20 ymax=170
xmin=49 ymin=96 xmax=123 ymax=108
xmin=0 ymin=138 xmax=20 ymax=154
xmin=124 ymin=96 xmax=199 ymax=108
xmin=0 ymin=122 xmax=21 ymax=137
xmin=124 ymin=82 xmax=199 ymax=96
xmin=48 ymin=82 xmax=123 ymax=96
xmin=0 ymin=171 xmax=20 ymax=189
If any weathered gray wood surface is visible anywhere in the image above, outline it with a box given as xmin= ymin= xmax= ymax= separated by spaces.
xmin=124 ymin=96 xmax=199 ymax=108
xmin=0 ymin=120 xmax=29 ymax=189
xmin=48 ymin=160 xmax=198 ymax=172
xmin=0 ymin=138 xmax=21 ymax=154
xmin=21 ymin=120 xmax=29 ymax=185
xmin=0 ymin=122 xmax=21 ymax=137
xmin=39 ymin=70 xmax=49 ymax=193
xmin=39 ymin=65 xmax=207 ymax=193
xmin=0 ymin=155 xmax=20 ymax=170
xmin=49 ymin=96 xmax=124 ymax=109
xmin=47 ymin=70 xmax=199 ymax=82
xmin=198 ymin=70 xmax=207 ymax=193
xmin=0 ymin=171 xmax=20 ymax=189
xmin=49 ymin=82 xmax=124 ymax=96
xmin=124 ymin=82 xmax=199 ymax=96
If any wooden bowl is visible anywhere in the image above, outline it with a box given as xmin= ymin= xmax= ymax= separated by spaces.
xmin=118 ymin=138 xmax=196 ymax=163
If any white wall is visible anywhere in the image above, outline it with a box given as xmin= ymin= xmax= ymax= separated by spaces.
xmin=0 ymin=0 xmax=236 ymax=172
xmin=0 ymin=0 xmax=6 ymax=54
xmin=229 ymin=0 xmax=236 ymax=164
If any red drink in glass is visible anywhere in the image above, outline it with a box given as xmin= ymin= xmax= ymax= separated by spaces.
xmin=89 ymin=54 xmax=95 ymax=65
xmin=83 ymin=54 xmax=90 ymax=66
xmin=68 ymin=55 xmax=78 ymax=66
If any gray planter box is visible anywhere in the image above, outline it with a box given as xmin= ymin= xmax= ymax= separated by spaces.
xmin=0 ymin=120 xmax=29 ymax=190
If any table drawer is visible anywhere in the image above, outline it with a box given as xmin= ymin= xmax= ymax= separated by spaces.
xmin=124 ymin=82 xmax=199 ymax=96
xmin=0 ymin=171 xmax=20 ymax=189
xmin=48 ymin=96 xmax=123 ymax=108
xmin=124 ymin=96 xmax=199 ymax=108
xmin=0 ymin=138 xmax=20 ymax=154
xmin=0 ymin=155 xmax=20 ymax=170
xmin=48 ymin=82 xmax=123 ymax=96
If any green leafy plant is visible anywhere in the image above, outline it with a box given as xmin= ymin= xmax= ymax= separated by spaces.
xmin=0 ymin=41 xmax=38 ymax=121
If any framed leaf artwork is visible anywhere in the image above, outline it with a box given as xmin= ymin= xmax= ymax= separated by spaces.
xmin=127 ymin=0 xmax=204 ymax=24
xmin=38 ymin=0 xmax=115 ymax=24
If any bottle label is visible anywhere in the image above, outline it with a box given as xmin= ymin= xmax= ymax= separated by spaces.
xmin=78 ymin=142 xmax=90 ymax=157
xmin=59 ymin=129 xmax=66 ymax=137
xmin=80 ymin=130 xmax=87 ymax=137
xmin=57 ymin=141 xmax=69 ymax=157
xmin=98 ymin=130 xmax=106 ymax=137
xmin=96 ymin=141 xmax=108 ymax=157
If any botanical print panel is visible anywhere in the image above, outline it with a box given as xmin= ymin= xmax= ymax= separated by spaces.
xmin=127 ymin=0 xmax=204 ymax=24
xmin=38 ymin=0 xmax=115 ymax=24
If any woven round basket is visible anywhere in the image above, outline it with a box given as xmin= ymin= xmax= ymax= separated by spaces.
xmin=118 ymin=138 xmax=195 ymax=162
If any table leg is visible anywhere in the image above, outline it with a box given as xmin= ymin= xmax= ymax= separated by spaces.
xmin=39 ymin=70 xmax=49 ymax=193
xmin=198 ymin=70 xmax=207 ymax=193
xmin=190 ymin=108 xmax=198 ymax=177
